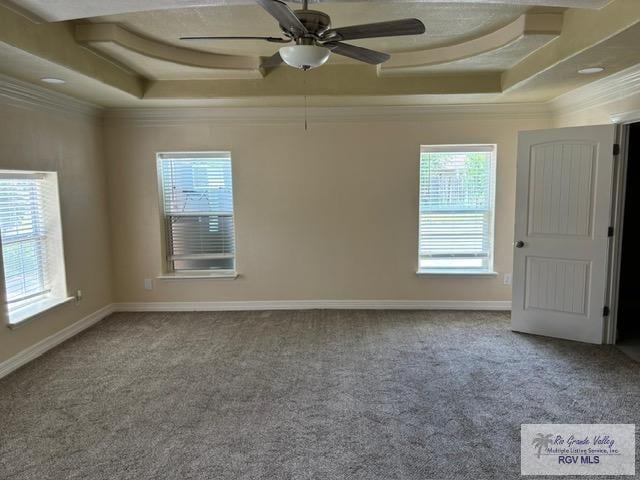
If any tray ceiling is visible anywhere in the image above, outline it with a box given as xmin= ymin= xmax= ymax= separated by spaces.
xmin=0 ymin=0 xmax=638 ymax=108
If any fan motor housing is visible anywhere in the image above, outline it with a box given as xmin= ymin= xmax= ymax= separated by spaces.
xmin=290 ymin=10 xmax=331 ymax=36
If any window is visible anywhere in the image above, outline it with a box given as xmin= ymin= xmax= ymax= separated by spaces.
xmin=157 ymin=152 xmax=236 ymax=275
xmin=418 ymin=145 xmax=496 ymax=274
xmin=0 ymin=171 xmax=68 ymax=324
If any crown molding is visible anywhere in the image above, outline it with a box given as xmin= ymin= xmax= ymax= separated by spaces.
xmin=104 ymin=102 xmax=552 ymax=126
xmin=0 ymin=73 xmax=102 ymax=118
xmin=550 ymin=63 xmax=640 ymax=120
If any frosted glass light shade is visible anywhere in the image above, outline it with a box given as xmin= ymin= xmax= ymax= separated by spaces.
xmin=279 ymin=45 xmax=331 ymax=70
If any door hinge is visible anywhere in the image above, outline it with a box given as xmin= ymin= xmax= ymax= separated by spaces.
xmin=608 ymin=226 xmax=614 ymax=237
xmin=613 ymin=143 xmax=620 ymax=156
xmin=603 ymin=306 xmax=610 ymax=317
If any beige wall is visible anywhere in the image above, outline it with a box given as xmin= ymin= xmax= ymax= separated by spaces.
xmin=105 ymin=114 xmax=551 ymax=304
xmin=1 ymin=68 xmax=637 ymax=365
xmin=0 ymin=102 xmax=113 ymax=363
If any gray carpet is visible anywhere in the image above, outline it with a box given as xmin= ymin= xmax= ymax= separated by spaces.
xmin=0 ymin=310 xmax=639 ymax=480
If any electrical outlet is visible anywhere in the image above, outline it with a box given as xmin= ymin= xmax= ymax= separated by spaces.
xmin=76 ymin=289 xmax=83 ymax=301
xmin=144 ymin=278 xmax=153 ymax=290
xmin=503 ymin=273 xmax=512 ymax=286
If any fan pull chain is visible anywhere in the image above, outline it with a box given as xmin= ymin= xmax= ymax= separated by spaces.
xmin=303 ymin=72 xmax=308 ymax=131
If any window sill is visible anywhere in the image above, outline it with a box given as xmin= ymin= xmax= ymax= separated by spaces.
xmin=417 ymin=270 xmax=499 ymax=277
xmin=157 ymin=272 xmax=238 ymax=280
xmin=7 ymin=296 xmax=75 ymax=329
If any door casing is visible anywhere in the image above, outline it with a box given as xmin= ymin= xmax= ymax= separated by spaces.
xmin=604 ymin=111 xmax=640 ymax=344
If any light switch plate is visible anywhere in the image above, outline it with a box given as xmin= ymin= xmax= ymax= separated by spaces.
xmin=144 ymin=278 xmax=153 ymax=290
xmin=503 ymin=273 xmax=512 ymax=285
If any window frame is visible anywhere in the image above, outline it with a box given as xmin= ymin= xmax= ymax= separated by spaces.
xmin=0 ymin=170 xmax=71 ymax=327
xmin=156 ymin=152 xmax=238 ymax=279
xmin=417 ymin=144 xmax=497 ymax=276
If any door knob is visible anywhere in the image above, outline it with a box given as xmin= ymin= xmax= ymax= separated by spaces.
xmin=515 ymin=240 xmax=525 ymax=248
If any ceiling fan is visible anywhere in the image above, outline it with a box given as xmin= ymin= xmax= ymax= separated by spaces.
xmin=181 ymin=0 xmax=426 ymax=70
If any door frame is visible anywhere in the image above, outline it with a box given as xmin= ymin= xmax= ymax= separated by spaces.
xmin=605 ymin=111 xmax=640 ymax=344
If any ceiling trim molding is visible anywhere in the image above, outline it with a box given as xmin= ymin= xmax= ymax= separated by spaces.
xmin=75 ymin=24 xmax=262 ymax=73
xmin=103 ymin=102 xmax=552 ymax=126
xmin=380 ymin=13 xmax=562 ymax=74
xmin=0 ymin=0 xmax=45 ymax=23
xmin=0 ymin=73 xmax=102 ymax=118
xmin=142 ymin=67 xmax=502 ymax=98
xmin=550 ymin=63 xmax=640 ymax=118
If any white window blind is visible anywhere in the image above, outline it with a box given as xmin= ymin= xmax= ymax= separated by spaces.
xmin=0 ymin=171 xmax=67 ymax=319
xmin=158 ymin=153 xmax=236 ymax=273
xmin=418 ymin=145 xmax=496 ymax=273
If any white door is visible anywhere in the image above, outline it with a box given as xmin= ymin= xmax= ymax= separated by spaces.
xmin=511 ymin=125 xmax=617 ymax=344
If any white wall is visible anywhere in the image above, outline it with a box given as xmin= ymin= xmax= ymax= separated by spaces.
xmin=0 ymin=101 xmax=113 ymax=363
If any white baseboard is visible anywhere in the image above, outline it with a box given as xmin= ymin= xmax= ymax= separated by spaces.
xmin=0 ymin=303 xmax=115 ymax=380
xmin=114 ymin=300 xmax=512 ymax=312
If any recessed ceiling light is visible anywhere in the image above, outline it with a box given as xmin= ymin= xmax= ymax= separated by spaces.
xmin=578 ymin=67 xmax=605 ymax=75
xmin=40 ymin=77 xmax=66 ymax=84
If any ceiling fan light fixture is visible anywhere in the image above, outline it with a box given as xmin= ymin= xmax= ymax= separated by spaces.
xmin=279 ymin=45 xmax=331 ymax=70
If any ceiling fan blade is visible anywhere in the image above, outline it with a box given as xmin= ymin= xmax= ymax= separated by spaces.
xmin=323 ymin=42 xmax=390 ymax=65
xmin=255 ymin=0 xmax=308 ymax=36
xmin=323 ymin=18 xmax=425 ymax=42
xmin=180 ymin=36 xmax=291 ymax=43
xmin=261 ymin=51 xmax=284 ymax=68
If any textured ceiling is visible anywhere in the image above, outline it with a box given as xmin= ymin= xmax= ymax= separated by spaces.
xmin=3 ymin=0 xmax=611 ymax=22
xmin=402 ymin=34 xmax=555 ymax=74
xmin=92 ymin=3 xmax=529 ymax=57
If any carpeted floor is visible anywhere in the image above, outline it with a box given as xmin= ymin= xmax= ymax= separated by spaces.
xmin=0 ymin=310 xmax=639 ymax=480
